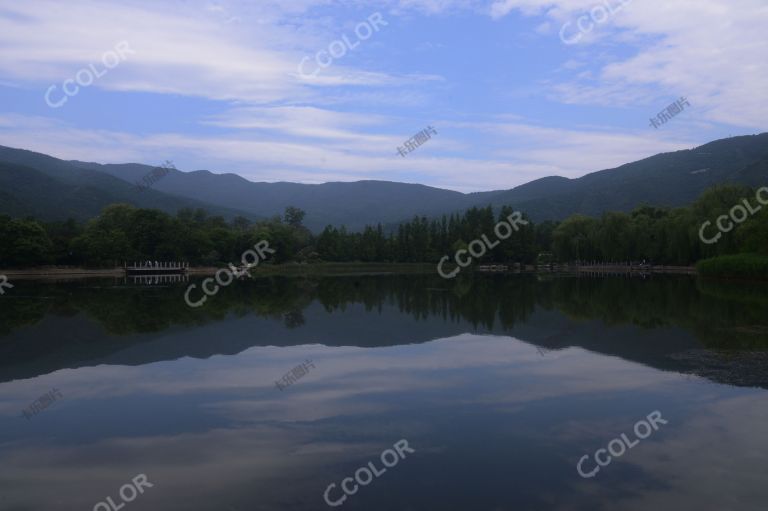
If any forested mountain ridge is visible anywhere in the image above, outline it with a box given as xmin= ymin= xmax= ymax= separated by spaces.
xmin=0 ymin=133 xmax=766 ymax=231
xmin=0 ymin=147 xmax=257 ymax=221
xmin=470 ymin=133 xmax=768 ymax=221
xmin=85 ymin=163 xmax=468 ymax=232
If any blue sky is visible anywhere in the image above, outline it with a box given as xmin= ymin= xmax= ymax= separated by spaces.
xmin=0 ymin=0 xmax=765 ymax=192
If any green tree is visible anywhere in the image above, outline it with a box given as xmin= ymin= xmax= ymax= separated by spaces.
xmin=284 ymin=206 xmax=306 ymax=228
xmin=0 ymin=217 xmax=54 ymax=266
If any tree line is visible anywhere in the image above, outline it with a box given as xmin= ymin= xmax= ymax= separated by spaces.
xmin=3 ymin=274 xmax=766 ymax=353
xmin=0 ymin=184 xmax=765 ymax=268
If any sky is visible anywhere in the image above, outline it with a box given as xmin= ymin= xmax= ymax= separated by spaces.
xmin=0 ymin=0 xmax=765 ymax=193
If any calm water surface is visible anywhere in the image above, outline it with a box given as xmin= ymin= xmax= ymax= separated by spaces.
xmin=1 ymin=274 xmax=767 ymax=511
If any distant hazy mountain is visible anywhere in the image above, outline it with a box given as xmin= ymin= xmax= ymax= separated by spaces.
xmin=0 ymin=132 xmax=766 ymax=230
xmin=0 ymin=147 xmax=255 ymax=221
xmin=78 ymin=162 xmax=468 ymax=231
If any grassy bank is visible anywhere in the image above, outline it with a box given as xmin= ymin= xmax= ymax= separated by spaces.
xmin=1 ymin=261 xmax=703 ymax=278
xmin=244 ymin=262 xmax=437 ymax=276
xmin=0 ymin=262 xmax=439 ymax=278
xmin=696 ymin=254 xmax=768 ymax=281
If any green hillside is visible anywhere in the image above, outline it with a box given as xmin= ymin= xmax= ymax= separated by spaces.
xmin=0 ymin=133 xmax=766 ymax=230
xmin=0 ymin=150 xmax=256 ymax=222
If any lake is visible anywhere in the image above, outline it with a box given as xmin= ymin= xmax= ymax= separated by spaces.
xmin=1 ymin=273 xmax=767 ymax=510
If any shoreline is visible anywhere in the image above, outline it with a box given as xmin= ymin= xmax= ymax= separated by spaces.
xmin=0 ymin=263 xmax=436 ymax=278
xmin=0 ymin=262 xmax=698 ymax=279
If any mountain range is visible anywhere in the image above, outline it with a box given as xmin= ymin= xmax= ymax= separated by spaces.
xmin=1 ymin=132 xmax=766 ymax=231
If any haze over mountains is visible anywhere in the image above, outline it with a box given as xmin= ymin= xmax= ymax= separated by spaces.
xmin=1 ymin=132 xmax=766 ymax=232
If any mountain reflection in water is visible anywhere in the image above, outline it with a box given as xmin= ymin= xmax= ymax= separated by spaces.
xmin=1 ymin=274 xmax=767 ymax=511
xmin=1 ymin=274 xmax=766 ymax=387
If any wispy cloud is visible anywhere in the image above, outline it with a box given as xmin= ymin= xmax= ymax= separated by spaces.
xmin=0 ymin=0 xmax=410 ymax=103
xmin=0 ymin=0 xmax=764 ymax=192
xmin=489 ymin=0 xmax=768 ymax=129
xmin=0 ymin=112 xmax=699 ymax=192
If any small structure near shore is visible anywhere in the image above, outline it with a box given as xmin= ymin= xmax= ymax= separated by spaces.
xmin=127 ymin=274 xmax=189 ymax=286
xmin=478 ymin=264 xmax=510 ymax=272
xmin=124 ymin=261 xmax=188 ymax=276
xmin=574 ymin=263 xmax=696 ymax=276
